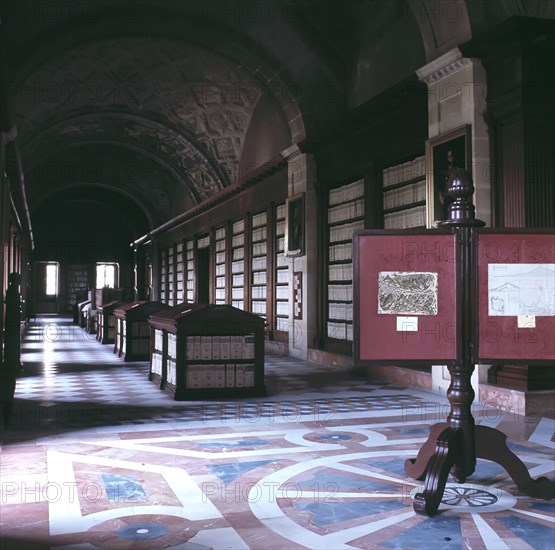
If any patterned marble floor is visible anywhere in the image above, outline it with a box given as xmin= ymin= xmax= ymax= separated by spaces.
xmin=1 ymin=317 xmax=553 ymax=549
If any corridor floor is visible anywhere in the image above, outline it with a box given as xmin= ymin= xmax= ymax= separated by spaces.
xmin=0 ymin=317 xmax=553 ymax=549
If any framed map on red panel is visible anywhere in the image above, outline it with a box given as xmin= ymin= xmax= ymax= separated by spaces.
xmin=474 ymin=229 xmax=555 ymax=364
xmin=353 ymin=229 xmax=461 ymax=366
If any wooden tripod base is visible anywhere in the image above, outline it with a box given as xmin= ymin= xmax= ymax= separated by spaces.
xmin=404 ymin=423 xmax=555 ymax=516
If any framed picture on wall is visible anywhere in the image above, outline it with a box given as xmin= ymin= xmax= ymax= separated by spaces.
xmin=284 ymin=193 xmax=305 ymax=257
xmin=425 ymin=124 xmax=471 ymax=228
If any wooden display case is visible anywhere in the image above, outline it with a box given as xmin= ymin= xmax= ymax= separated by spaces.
xmin=96 ymin=300 xmax=126 ymax=344
xmin=114 ymin=301 xmax=170 ymax=361
xmin=77 ymin=299 xmax=91 ymax=327
xmin=148 ymin=303 xmax=266 ymax=400
xmin=93 ymin=287 xmax=123 ymax=309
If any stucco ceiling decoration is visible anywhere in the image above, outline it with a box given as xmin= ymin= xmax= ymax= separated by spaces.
xmin=13 ymin=35 xmax=265 ymax=200
xmin=22 ymin=112 xmax=227 ymax=203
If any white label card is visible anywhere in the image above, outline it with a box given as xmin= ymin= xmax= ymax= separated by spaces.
xmin=396 ymin=316 xmax=418 ymax=332
xmin=517 ymin=315 xmax=536 ymax=328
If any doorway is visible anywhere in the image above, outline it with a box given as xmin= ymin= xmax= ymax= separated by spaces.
xmin=34 ymin=261 xmax=60 ymax=313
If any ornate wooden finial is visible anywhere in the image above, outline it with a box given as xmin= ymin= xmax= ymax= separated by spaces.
xmin=437 ymin=168 xmax=485 ymax=227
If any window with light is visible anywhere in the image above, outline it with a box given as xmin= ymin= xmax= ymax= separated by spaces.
xmin=45 ymin=263 xmax=58 ymax=296
xmin=96 ymin=263 xmax=118 ymax=288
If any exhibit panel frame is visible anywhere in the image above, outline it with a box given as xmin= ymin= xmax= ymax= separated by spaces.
xmin=353 ymin=228 xmax=461 ymax=366
xmin=474 ymin=228 xmax=555 ymax=364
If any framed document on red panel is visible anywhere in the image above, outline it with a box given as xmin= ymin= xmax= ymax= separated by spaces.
xmin=474 ymin=229 xmax=555 ymax=364
xmin=353 ymin=229 xmax=461 ymax=366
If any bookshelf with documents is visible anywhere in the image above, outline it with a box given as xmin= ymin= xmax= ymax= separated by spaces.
xmin=114 ymin=301 xmax=170 ymax=361
xmin=168 ymin=245 xmax=175 ymax=305
xmin=274 ymin=203 xmax=289 ymax=334
xmin=231 ymin=219 xmax=246 ymax=310
xmin=382 ymin=155 xmax=426 ymax=229
xmin=250 ymin=211 xmax=268 ymax=320
xmin=176 ymin=242 xmax=184 ymax=304
xmin=148 ymin=303 xmax=266 ymax=400
xmin=160 ymin=248 xmax=167 ymax=304
xmin=96 ymin=300 xmax=125 ymax=344
xmin=214 ymin=227 xmax=227 ymax=305
xmin=185 ymin=239 xmax=194 ymax=302
xmin=326 ymin=178 xmax=365 ymax=345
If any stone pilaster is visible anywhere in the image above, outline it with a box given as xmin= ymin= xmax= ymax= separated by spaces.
xmin=417 ymin=48 xmax=492 ymax=226
xmin=281 ymin=145 xmax=317 ymax=359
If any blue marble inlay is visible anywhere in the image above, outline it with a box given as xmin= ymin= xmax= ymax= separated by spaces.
xmin=297 ymin=470 xmax=395 ymax=492
xmin=397 ymin=428 xmax=430 ymax=435
xmin=508 ymin=442 xmax=553 ymax=456
xmin=117 ymin=522 xmax=169 ymax=541
xmin=362 ymin=458 xmax=408 ymax=478
xmin=382 ymin=515 xmax=462 ymax=549
xmin=495 ymin=514 xmax=555 ymax=550
xmin=295 ymin=499 xmax=406 ymax=526
xmin=196 ymin=439 xmax=269 ymax=448
xmin=468 ymin=459 xmax=506 ymax=482
xmin=320 ymin=434 xmax=352 ymax=441
xmin=101 ymin=473 xmax=146 ymax=501
xmin=209 ymin=460 xmax=272 ymax=485
xmin=529 ymin=501 xmax=555 ymax=513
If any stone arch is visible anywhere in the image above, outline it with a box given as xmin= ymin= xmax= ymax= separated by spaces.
xmin=406 ymin=0 xmax=472 ymax=61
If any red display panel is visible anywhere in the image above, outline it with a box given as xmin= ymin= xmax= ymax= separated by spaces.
xmin=354 ymin=229 xmax=460 ymax=365
xmin=475 ymin=229 xmax=555 ymax=364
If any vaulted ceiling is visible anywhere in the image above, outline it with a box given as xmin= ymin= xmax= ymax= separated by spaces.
xmin=3 ymin=0 xmax=549 ymax=232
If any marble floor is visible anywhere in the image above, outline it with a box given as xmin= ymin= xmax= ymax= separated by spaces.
xmin=0 ymin=317 xmax=554 ymax=549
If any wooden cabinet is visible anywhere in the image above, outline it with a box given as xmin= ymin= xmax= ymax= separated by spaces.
xmin=148 ymin=303 xmax=266 ymax=400
xmin=77 ymin=298 xmax=91 ymax=327
xmin=96 ymin=300 xmax=125 ymax=344
xmin=93 ymin=288 xmax=123 ymax=309
xmin=114 ymin=301 xmax=170 ymax=361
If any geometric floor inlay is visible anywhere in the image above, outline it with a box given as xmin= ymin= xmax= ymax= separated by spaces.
xmin=1 ymin=317 xmax=553 ymax=549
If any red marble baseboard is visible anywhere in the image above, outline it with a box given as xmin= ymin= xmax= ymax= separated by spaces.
xmin=307 ymin=348 xmax=432 ymax=391
xmin=265 ymin=339 xmax=289 ymax=356
xmin=365 ymin=365 xmax=433 ymax=391
xmin=480 ymin=383 xmax=555 ymax=419
xmin=307 ymin=348 xmax=354 ymax=368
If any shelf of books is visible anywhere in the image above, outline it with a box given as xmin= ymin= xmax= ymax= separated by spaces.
xmin=250 ymin=211 xmax=268 ymax=320
xmin=214 ymin=226 xmax=227 ymax=305
xmin=176 ymin=242 xmax=184 ymax=304
xmin=274 ymin=203 xmax=289 ymax=333
xmin=327 ymin=178 xmax=365 ymax=342
xmin=231 ymin=219 xmax=245 ymax=310
xmin=185 ymin=239 xmax=194 ymax=302
xmin=148 ymin=303 xmax=266 ymax=400
xmin=168 ymin=245 xmax=175 ymax=306
xmin=160 ymin=248 xmax=167 ymax=304
xmin=382 ymin=154 xmax=426 ymax=229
